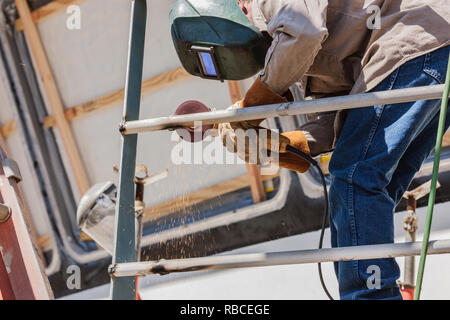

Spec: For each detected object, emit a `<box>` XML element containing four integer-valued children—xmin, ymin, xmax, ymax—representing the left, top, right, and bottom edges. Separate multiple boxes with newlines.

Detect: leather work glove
<box><xmin>217</xmin><ymin>103</ymin><xmax>291</xmax><ymax>165</ymax></box>
<box><xmin>217</xmin><ymin>78</ymin><xmax>311</xmax><ymax>173</ymax></box>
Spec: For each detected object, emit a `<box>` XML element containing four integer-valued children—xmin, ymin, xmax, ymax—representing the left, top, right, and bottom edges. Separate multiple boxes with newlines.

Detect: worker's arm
<box><xmin>259</xmin><ymin>0</ymin><xmax>329</xmax><ymax>95</ymax></box>
<box><xmin>218</xmin><ymin>1</ymin><xmax>329</xmax><ymax>173</ymax></box>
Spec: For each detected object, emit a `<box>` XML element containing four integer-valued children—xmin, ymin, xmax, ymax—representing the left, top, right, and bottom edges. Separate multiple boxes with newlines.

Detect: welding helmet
<box><xmin>169</xmin><ymin>0</ymin><xmax>271</xmax><ymax>81</ymax></box>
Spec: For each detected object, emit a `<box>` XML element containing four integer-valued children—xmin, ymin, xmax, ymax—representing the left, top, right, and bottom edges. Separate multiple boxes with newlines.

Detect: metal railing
<box><xmin>110</xmin><ymin>240</ymin><xmax>450</xmax><ymax>278</ymax></box>
<box><xmin>121</xmin><ymin>84</ymin><xmax>446</xmax><ymax>135</ymax></box>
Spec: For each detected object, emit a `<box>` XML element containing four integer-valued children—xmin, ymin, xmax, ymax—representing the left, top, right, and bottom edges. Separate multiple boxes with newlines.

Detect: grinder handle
<box><xmin>253</xmin><ymin>125</ymin><xmax>290</xmax><ymax>154</ymax></box>
<box><xmin>213</xmin><ymin>123</ymin><xmax>290</xmax><ymax>153</ymax></box>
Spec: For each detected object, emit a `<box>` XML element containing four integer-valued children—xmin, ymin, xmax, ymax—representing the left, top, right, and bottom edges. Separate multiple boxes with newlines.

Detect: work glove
<box><xmin>217</xmin><ymin>78</ymin><xmax>311</xmax><ymax>173</ymax></box>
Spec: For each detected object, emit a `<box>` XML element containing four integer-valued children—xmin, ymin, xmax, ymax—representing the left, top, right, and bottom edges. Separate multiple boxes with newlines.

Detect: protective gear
<box><xmin>169</xmin><ymin>0</ymin><xmax>271</xmax><ymax>81</ymax></box>
<box><xmin>217</xmin><ymin>102</ymin><xmax>291</xmax><ymax>163</ymax></box>
<box><xmin>230</xmin><ymin>77</ymin><xmax>291</xmax><ymax>130</ymax></box>
<box><xmin>277</xmin><ymin>131</ymin><xmax>311</xmax><ymax>173</ymax></box>
<box><xmin>218</xmin><ymin>78</ymin><xmax>311</xmax><ymax>173</ymax></box>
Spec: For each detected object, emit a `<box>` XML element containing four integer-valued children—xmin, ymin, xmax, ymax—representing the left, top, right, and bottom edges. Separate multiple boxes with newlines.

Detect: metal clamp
<box><xmin>0</xmin><ymin>203</ymin><xmax>11</xmax><ymax>223</ymax></box>
<box><xmin>3</xmin><ymin>158</ymin><xmax>22</xmax><ymax>182</ymax></box>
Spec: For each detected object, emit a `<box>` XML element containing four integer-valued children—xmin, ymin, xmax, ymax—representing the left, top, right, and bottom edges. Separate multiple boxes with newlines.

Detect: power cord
<box><xmin>285</xmin><ymin>145</ymin><xmax>334</xmax><ymax>300</ymax></box>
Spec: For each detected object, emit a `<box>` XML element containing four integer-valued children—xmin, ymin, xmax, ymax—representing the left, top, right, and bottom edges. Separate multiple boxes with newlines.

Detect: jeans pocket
<box><xmin>423</xmin><ymin>47</ymin><xmax>450</xmax><ymax>84</ymax></box>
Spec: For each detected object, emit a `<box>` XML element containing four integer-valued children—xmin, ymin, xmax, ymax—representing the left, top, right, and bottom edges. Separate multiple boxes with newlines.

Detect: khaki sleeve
<box><xmin>260</xmin><ymin>0</ymin><xmax>329</xmax><ymax>95</ymax></box>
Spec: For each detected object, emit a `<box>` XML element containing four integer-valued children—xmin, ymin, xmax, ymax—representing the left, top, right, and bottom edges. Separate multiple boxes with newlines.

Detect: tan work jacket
<box><xmin>253</xmin><ymin>0</ymin><xmax>449</xmax><ymax>95</ymax></box>
<box><xmin>251</xmin><ymin>0</ymin><xmax>450</xmax><ymax>150</ymax></box>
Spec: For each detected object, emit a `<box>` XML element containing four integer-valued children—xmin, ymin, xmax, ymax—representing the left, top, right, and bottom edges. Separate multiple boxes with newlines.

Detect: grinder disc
<box><xmin>174</xmin><ymin>100</ymin><xmax>213</xmax><ymax>142</ymax></box>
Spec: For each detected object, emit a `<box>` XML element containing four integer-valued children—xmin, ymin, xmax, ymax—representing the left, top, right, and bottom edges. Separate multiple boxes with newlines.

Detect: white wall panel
<box><xmin>34</xmin><ymin>0</ymin><xmax>249</xmax><ymax>206</ymax></box>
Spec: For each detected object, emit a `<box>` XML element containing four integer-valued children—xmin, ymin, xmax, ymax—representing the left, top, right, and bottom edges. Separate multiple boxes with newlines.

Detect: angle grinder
<box><xmin>173</xmin><ymin>100</ymin><xmax>213</xmax><ymax>143</ymax></box>
<box><xmin>173</xmin><ymin>100</ymin><xmax>291</xmax><ymax>153</ymax></box>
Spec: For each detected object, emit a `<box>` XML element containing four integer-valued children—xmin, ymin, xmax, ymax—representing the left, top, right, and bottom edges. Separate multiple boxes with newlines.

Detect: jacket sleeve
<box><xmin>259</xmin><ymin>0</ymin><xmax>329</xmax><ymax>95</ymax></box>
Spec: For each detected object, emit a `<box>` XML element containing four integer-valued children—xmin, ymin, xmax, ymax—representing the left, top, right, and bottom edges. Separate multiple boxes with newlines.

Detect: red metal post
<box><xmin>0</xmin><ymin>248</ymin><xmax>15</xmax><ymax>300</ymax></box>
<box><xmin>0</xmin><ymin>150</ymin><xmax>53</xmax><ymax>300</ymax></box>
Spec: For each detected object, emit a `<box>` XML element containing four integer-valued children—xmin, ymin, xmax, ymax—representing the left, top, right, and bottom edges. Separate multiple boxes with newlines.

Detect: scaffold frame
<box><xmin>110</xmin><ymin>0</ymin><xmax>450</xmax><ymax>300</ymax></box>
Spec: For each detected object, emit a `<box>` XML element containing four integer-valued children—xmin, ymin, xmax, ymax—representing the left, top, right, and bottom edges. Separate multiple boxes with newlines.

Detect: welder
<box><xmin>170</xmin><ymin>0</ymin><xmax>450</xmax><ymax>299</ymax></box>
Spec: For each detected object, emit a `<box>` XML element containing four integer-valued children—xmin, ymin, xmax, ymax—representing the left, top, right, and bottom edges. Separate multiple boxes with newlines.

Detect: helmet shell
<box><xmin>170</xmin><ymin>0</ymin><xmax>271</xmax><ymax>81</ymax></box>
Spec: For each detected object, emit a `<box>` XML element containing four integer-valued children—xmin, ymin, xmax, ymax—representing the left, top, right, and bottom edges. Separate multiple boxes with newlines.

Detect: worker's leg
<box><xmin>329</xmin><ymin>45</ymin><xmax>449</xmax><ymax>300</ymax></box>
<box><xmin>386</xmin><ymin>106</ymin><xmax>450</xmax><ymax>206</ymax></box>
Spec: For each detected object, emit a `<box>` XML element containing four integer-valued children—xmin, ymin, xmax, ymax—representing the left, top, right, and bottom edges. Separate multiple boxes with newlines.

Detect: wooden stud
<box><xmin>227</xmin><ymin>80</ymin><xmax>267</xmax><ymax>203</ymax></box>
<box><xmin>0</xmin><ymin>119</ymin><xmax>16</xmax><ymax>140</ymax></box>
<box><xmin>79</xmin><ymin>231</ymin><xmax>93</xmax><ymax>242</ymax></box>
<box><xmin>227</xmin><ymin>80</ymin><xmax>244</xmax><ymax>103</ymax></box>
<box><xmin>14</xmin><ymin>0</ymin><xmax>90</xmax><ymax>195</ymax></box>
<box><xmin>36</xmin><ymin>234</ymin><xmax>51</xmax><ymax>251</ymax></box>
<box><xmin>443</xmin><ymin>131</ymin><xmax>450</xmax><ymax>148</ymax></box>
<box><xmin>43</xmin><ymin>67</ymin><xmax>191</xmax><ymax>128</ymax></box>
<box><xmin>15</xmin><ymin>0</ymin><xmax>87</xmax><ymax>31</ymax></box>
<box><xmin>244</xmin><ymin>162</ymin><xmax>267</xmax><ymax>203</ymax></box>
<box><xmin>0</xmin><ymin>126</ymin><xmax>9</xmax><ymax>160</ymax></box>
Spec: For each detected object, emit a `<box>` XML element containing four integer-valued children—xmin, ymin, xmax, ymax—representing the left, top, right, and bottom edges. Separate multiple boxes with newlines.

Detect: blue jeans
<box><xmin>329</xmin><ymin>45</ymin><xmax>450</xmax><ymax>300</ymax></box>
